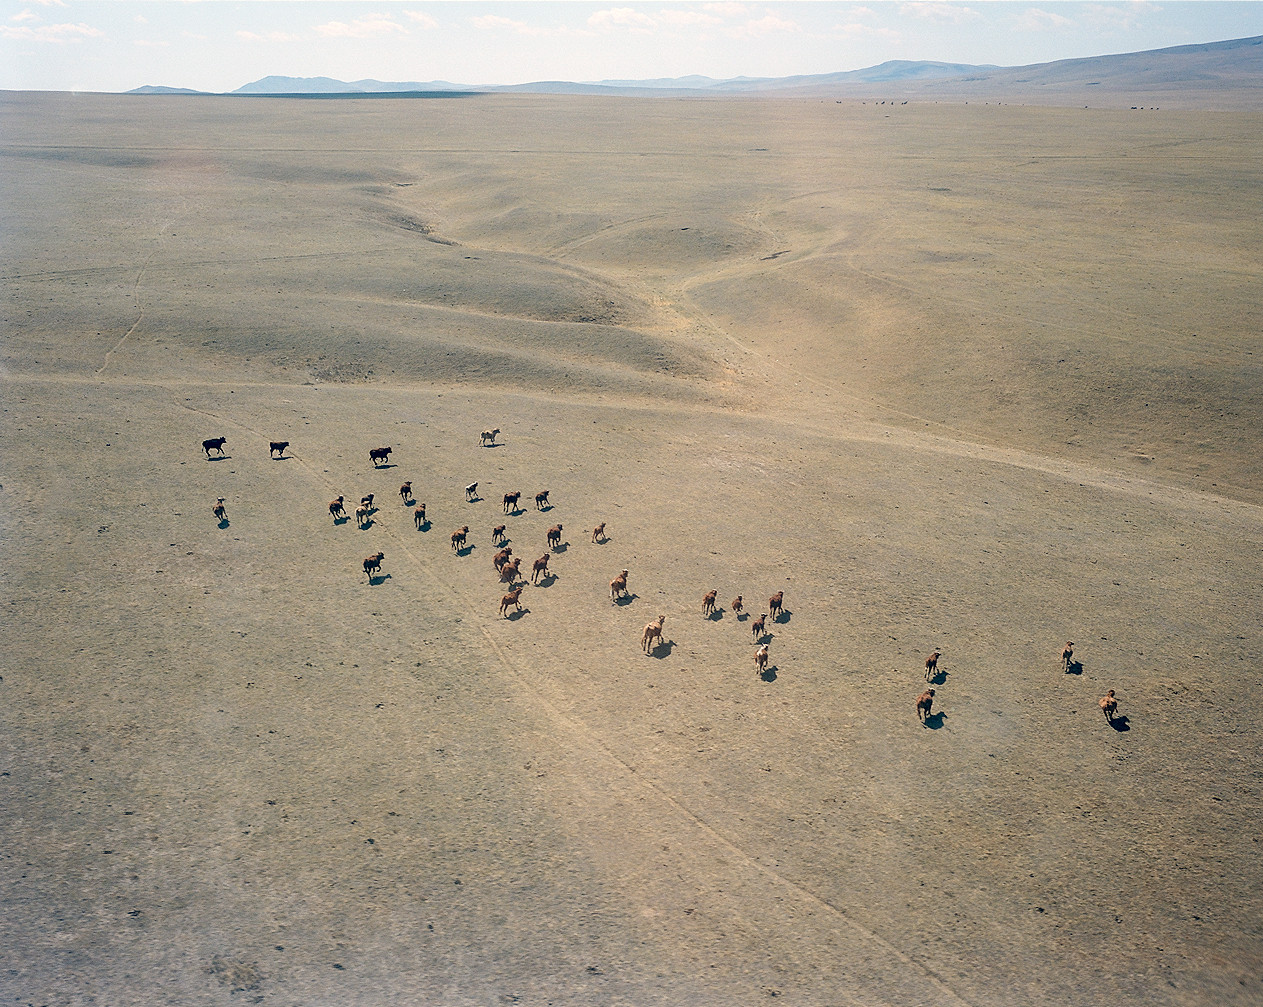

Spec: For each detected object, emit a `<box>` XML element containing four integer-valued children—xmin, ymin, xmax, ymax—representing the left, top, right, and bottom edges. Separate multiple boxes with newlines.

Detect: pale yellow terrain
<box><xmin>1</xmin><ymin>92</ymin><xmax>1260</xmax><ymax>1005</ymax></box>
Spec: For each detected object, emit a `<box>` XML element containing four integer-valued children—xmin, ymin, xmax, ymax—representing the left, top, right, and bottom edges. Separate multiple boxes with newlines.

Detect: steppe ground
<box><xmin>1</xmin><ymin>92</ymin><xmax>1261</xmax><ymax>1006</ymax></box>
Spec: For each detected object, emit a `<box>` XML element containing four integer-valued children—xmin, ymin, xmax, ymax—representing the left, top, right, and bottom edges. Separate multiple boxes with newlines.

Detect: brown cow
<box><xmin>329</xmin><ymin>496</ymin><xmax>347</xmax><ymax>521</ymax></box>
<box><xmin>731</xmin><ymin>595</ymin><xmax>743</xmax><ymax>615</ymax></box>
<box><xmin>925</xmin><ymin>651</ymin><xmax>940</xmax><ymax>681</ymax></box>
<box><xmin>1100</xmin><ymin>689</ymin><xmax>1118</xmax><ymax>722</ymax></box>
<box><xmin>641</xmin><ymin>615</ymin><xmax>666</xmax><ymax>653</ymax></box>
<box><xmin>751</xmin><ymin>613</ymin><xmax>767</xmax><ymax>641</ymax></box>
<box><xmin>535</xmin><ymin>490</ymin><xmax>550</xmax><ymax>510</ymax></box>
<box><xmin>531</xmin><ymin>554</ymin><xmax>550</xmax><ymax>584</ymax></box>
<box><xmin>493</xmin><ymin>547</ymin><xmax>513</xmax><ymax>572</ymax></box>
<box><xmin>363</xmin><ymin>552</ymin><xmax>384</xmax><ymax>580</ymax></box>
<box><xmin>451</xmin><ymin>526</ymin><xmax>469</xmax><ymax>551</ymax></box>
<box><xmin>547</xmin><ymin>524</ymin><xmax>563</xmax><ymax>549</ymax></box>
<box><xmin>492</xmin><ymin>524</ymin><xmax>507</xmax><ymax>545</ymax></box>
<box><xmin>702</xmin><ymin>590</ymin><xmax>718</xmax><ymax>617</ymax></box>
<box><xmin>610</xmin><ymin>569</ymin><xmax>629</xmax><ymax>603</ymax></box>
<box><xmin>754</xmin><ymin>643</ymin><xmax>769</xmax><ymax>677</ymax></box>
<box><xmin>480</xmin><ymin>428</ymin><xmax>500</xmax><ymax>446</ymax></box>
<box><xmin>414</xmin><ymin>504</ymin><xmax>427</xmax><ymax>529</ymax></box>
<box><xmin>769</xmin><ymin>591</ymin><xmax>784</xmax><ymax>620</ymax></box>
<box><xmin>212</xmin><ymin>497</ymin><xmax>227</xmax><ymax>522</ymax></box>
<box><xmin>355</xmin><ymin>504</ymin><xmax>371</xmax><ymax>528</ymax></box>
<box><xmin>591</xmin><ymin>522</ymin><xmax>606</xmax><ymax>543</ymax></box>
<box><xmin>503</xmin><ymin>491</ymin><xmax>522</xmax><ymax>514</ymax></box>
<box><xmin>499</xmin><ymin>587</ymin><xmax>523</xmax><ymax>616</ymax></box>
<box><xmin>500</xmin><ymin>557</ymin><xmax>522</xmax><ymax>584</ymax></box>
<box><xmin>360</xmin><ymin>494</ymin><xmax>374</xmax><ymax>510</ymax></box>
<box><xmin>917</xmin><ymin>689</ymin><xmax>935</xmax><ymax>723</ymax></box>
<box><xmin>1061</xmin><ymin>642</ymin><xmax>1075</xmax><ymax>672</ymax></box>
<box><xmin>399</xmin><ymin>481</ymin><xmax>412</xmax><ymax>503</ymax></box>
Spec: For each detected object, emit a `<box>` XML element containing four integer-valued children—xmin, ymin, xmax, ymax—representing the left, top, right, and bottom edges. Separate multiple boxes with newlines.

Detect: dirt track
<box><xmin>2</xmin><ymin>93</ymin><xmax>1261</xmax><ymax>1005</ymax></box>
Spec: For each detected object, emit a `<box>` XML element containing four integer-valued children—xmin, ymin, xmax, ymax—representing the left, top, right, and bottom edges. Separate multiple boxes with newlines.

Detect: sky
<box><xmin>2</xmin><ymin>1</ymin><xmax>1261</xmax><ymax>93</ymax></box>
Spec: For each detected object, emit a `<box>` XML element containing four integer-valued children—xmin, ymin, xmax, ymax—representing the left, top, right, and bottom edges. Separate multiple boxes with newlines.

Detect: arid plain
<box><xmin>2</xmin><ymin>92</ymin><xmax>1261</xmax><ymax>1005</ymax></box>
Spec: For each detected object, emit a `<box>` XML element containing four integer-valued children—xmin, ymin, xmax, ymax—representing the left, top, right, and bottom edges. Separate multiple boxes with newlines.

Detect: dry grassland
<box><xmin>2</xmin><ymin>92</ymin><xmax>1261</xmax><ymax>1005</ymax></box>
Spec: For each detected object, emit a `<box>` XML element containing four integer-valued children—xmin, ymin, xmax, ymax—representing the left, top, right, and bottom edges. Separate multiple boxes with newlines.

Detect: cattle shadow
<box><xmin>552</xmin><ymin>542</ymin><xmax>569</xmax><ymax>553</ymax></box>
<box><xmin>614</xmin><ymin>592</ymin><xmax>638</xmax><ymax>607</ymax></box>
<box><xmin>928</xmin><ymin>669</ymin><xmax>948</xmax><ymax>686</ymax></box>
<box><xmin>482</xmin><ymin>441</ymin><xmax>504</xmax><ymax>449</ymax></box>
<box><xmin>456</xmin><ymin>544</ymin><xmax>475</xmax><ymax>557</ymax></box>
<box><xmin>736</xmin><ymin>611</ymin><xmax>748</xmax><ymax>622</ymax></box>
<box><xmin>372</xmin><ymin>463</ymin><xmax>397</xmax><ymax>470</ymax></box>
<box><xmin>536</xmin><ymin>503</ymin><xmax>554</xmax><ymax>512</ymax></box>
<box><xmin>758</xmin><ymin>666</ymin><xmax>778</xmax><ymax>683</ymax></box>
<box><xmin>466</xmin><ymin>494</ymin><xmax>482</xmax><ymax>503</ymax></box>
<box><xmin>506</xmin><ymin>607</ymin><xmax>529</xmax><ymax>621</ymax></box>
<box><xmin>270</xmin><ymin>454</ymin><xmax>292</xmax><ymax>462</ymax></box>
<box><xmin>594</xmin><ymin>536</ymin><xmax>611</xmax><ymax>546</ymax></box>
<box><xmin>1065</xmin><ymin>660</ymin><xmax>1084</xmax><ymax>676</ymax></box>
<box><xmin>505</xmin><ymin>507</ymin><xmax>523</xmax><ymax>517</ymax></box>
<box><xmin>707</xmin><ymin>610</ymin><xmax>724</xmax><ymax>621</ymax></box>
<box><xmin>534</xmin><ymin>573</ymin><xmax>558</xmax><ymax>588</ymax></box>
<box><xmin>334</xmin><ymin>515</ymin><xmax>349</xmax><ymax>526</ymax></box>
<box><xmin>358</xmin><ymin>519</ymin><xmax>375</xmax><ymax>530</ymax></box>
<box><xmin>401</xmin><ymin>497</ymin><xmax>414</xmax><ymax>507</ymax></box>
<box><xmin>217</xmin><ymin>518</ymin><xmax>230</xmax><ymax>529</ymax></box>
<box><xmin>648</xmin><ymin>639</ymin><xmax>675</xmax><ymax>658</ymax></box>
<box><xmin>368</xmin><ymin>573</ymin><xmax>392</xmax><ymax>586</ymax></box>
<box><xmin>1109</xmin><ymin>715</ymin><xmax>1131</xmax><ymax>732</ymax></box>
<box><xmin>923</xmin><ymin>711</ymin><xmax>946</xmax><ymax>730</ymax></box>
<box><xmin>207</xmin><ymin>454</ymin><xmax>232</xmax><ymax>462</ymax></box>
<box><xmin>755</xmin><ymin>631</ymin><xmax>774</xmax><ymax>645</ymax></box>
<box><xmin>774</xmin><ymin>609</ymin><xmax>793</xmax><ymax>624</ymax></box>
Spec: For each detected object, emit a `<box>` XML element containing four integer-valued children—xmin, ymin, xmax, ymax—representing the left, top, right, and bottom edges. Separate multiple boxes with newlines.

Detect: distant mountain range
<box><xmin>126</xmin><ymin>34</ymin><xmax>1263</xmax><ymax>107</ymax></box>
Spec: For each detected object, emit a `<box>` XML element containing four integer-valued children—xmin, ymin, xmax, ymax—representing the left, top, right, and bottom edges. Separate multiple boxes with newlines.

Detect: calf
<box><xmin>546</xmin><ymin>524</ymin><xmax>563</xmax><ymax>549</ymax></box>
<box><xmin>499</xmin><ymin>587</ymin><xmax>523</xmax><ymax>616</ymax></box>
<box><xmin>641</xmin><ymin>615</ymin><xmax>666</xmax><ymax>653</ymax></box>
<box><xmin>500</xmin><ymin>557</ymin><xmax>522</xmax><ymax>584</ymax></box>
<box><xmin>754</xmin><ymin>643</ymin><xmax>770</xmax><ymax>677</ymax></box>
<box><xmin>399</xmin><ymin>481</ymin><xmax>412</xmax><ymax>503</ymax></box>
<box><xmin>610</xmin><ymin>569</ymin><xmax>629</xmax><ymax>603</ymax></box>
<box><xmin>465</xmin><ymin>482</ymin><xmax>478</xmax><ymax>501</ymax></box>
<box><xmin>1061</xmin><ymin>642</ymin><xmax>1074</xmax><ymax>672</ymax></box>
<box><xmin>503</xmin><ymin>491</ymin><xmax>521</xmax><ymax>514</ymax></box>
<box><xmin>329</xmin><ymin>496</ymin><xmax>346</xmax><ymax>521</ymax></box>
<box><xmin>414</xmin><ymin>504</ymin><xmax>427</xmax><ymax>529</ymax></box>
<box><xmin>535</xmin><ymin>490</ymin><xmax>550</xmax><ymax>509</ymax></box>
<box><xmin>751</xmin><ymin>613</ymin><xmax>766</xmax><ymax>641</ymax></box>
<box><xmin>1100</xmin><ymin>689</ymin><xmax>1118</xmax><ymax>722</ymax></box>
<box><xmin>925</xmin><ymin>651</ymin><xmax>940</xmax><ymax>681</ymax></box>
<box><xmin>731</xmin><ymin>595</ymin><xmax>743</xmax><ymax>615</ymax></box>
<box><xmin>451</xmin><ymin>526</ymin><xmax>469</xmax><ymax>552</ymax></box>
<box><xmin>480</xmin><ymin>428</ymin><xmax>500</xmax><ymax>446</ymax></box>
<box><xmin>493</xmin><ymin>547</ymin><xmax>513</xmax><ymax>572</ymax></box>
<box><xmin>769</xmin><ymin>591</ymin><xmax>784</xmax><ymax>621</ymax></box>
<box><xmin>202</xmin><ymin>436</ymin><xmax>227</xmax><ymax>457</ymax></box>
<box><xmin>212</xmin><ymin>497</ymin><xmax>227</xmax><ymax>522</ymax></box>
<box><xmin>269</xmin><ymin>441</ymin><xmax>289</xmax><ymax>458</ymax></box>
<box><xmin>591</xmin><ymin>522</ymin><xmax>606</xmax><ymax>543</ymax></box>
<box><xmin>492</xmin><ymin>524</ymin><xmax>507</xmax><ymax>545</ymax></box>
<box><xmin>369</xmin><ymin>446</ymin><xmax>392</xmax><ymax>466</ymax></box>
<box><xmin>363</xmin><ymin>552</ymin><xmax>384</xmax><ymax>580</ymax></box>
<box><xmin>702</xmin><ymin>590</ymin><xmax>718</xmax><ymax>617</ymax></box>
<box><xmin>531</xmin><ymin>554</ymin><xmax>550</xmax><ymax>584</ymax></box>
<box><xmin>917</xmin><ymin>689</ymin><xmax>935</xmax><ymax>723</ymax></box>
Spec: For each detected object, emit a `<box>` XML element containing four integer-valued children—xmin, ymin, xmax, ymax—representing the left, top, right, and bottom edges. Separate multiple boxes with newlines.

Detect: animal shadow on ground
<box><xmin>537</xmin><ymin>503</ymin><xmax>553</xmax><ymax>512</ymax></box>
<box><xmin>1065</xmin><ymin>660</ymin><xmax>1084</xmax><ymax>675</ymax></box>
<box><xmin>756</xmin><ymin>631</ymin><xmax>774</xmax><ymax>645</ymax></box>
<box><xmin>928</xmin><ymin>669</ymin><xmax>948</xmax><ymax>686</ymax></box>
<box><xmin>373</xmin><ymin>462</ymin><xmax>396</xmax><ymax>470</ymax></box>
<box><xmin>416</xmin><ymin>520</ymin><xmax>430</xmax><ymax>532</ymax></box>
<box><xmin>217</xmin><ymin>518</ymin><xmax>230</xmax><ymax>529</ymax></box>
<box><xmin>333</xmin><ymin>516</ymin><xmax>349</xmax><ymax>526</ymax></box>
<box><xmin>271</xmin><ymin>455</ymin><xmax>291</xmax><ymax>462</ymax></box>
<box><xmin>358</xmin><ymin>519</ymin><xmax>374</xmax><ymax>530</ymax></box>
<box><xmin>507</xmin><ymin>507</ymin><xmax>523</xmax><ymax>517</ymax></box>
<box><xmin>467</xmin><ymin>494</ymin><xmax>481</xmax><ymax>503</ymax></box>
<box><xmin>774</xmin><ymin>609</ymin><xmax>792</xmax><ymax>624</ymax></box>
<box><xmin>707</xmin><ymin>610</ymin><xmax>724</xmax><ymax>622</ymax></box>
<box><xmin>1110</xmin><ymin>715</ymin><xmax>1131</xmax><ymax>732</ymax></box>
<box><xmin>207</xmin><ymin>455</ymin><xmax>231</xmax><ymax>462</ymax></box>
<box><xmin>648</xmin><ymin>639</ymin><xmax>675</xmax><ymax>658</ymax></box>
<box><xmin>507</xmin><ymin>607</ymin><xmax>529</xmax><ymax>621</ymax></box>
<box><xmin>759</xmin><ymin>666</ymin><xmax>778</xmax><ymax>683</ymax></box>
<box><xmin>736</xmin><ymin>611</ymin><xmax>748</xmax><ymax>622</ymax></box>
<box><xmin>456</xmin><ymin>544</ymin><xmax>475</xmax><ymax>557</ymax></box>
<box><xmin>923</xmin><ymin>711</ymin><xmax>946</xmax><ymax>730</ymax></box>
<box><xmin>552</xmin><ymin>542</ymin><xmax>568</xmax><ymax>553</ymax></box>
<box><xmin>615</xmin><ymin>593</ymin><xmax>639</xmax><ymax>607</ymax></box>
<box><xmin>535</xmin><ymin>573</ymin><xmax>557</xmax><ymax>588</ymax></box>
<box><xmin>368</xmin><ymin>573</ymin><xmax>392</xmax><ymax>586</ymax></box>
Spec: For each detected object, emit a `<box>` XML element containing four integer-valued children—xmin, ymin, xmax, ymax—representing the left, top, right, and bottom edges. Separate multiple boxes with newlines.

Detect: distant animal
<box><xmin>492</xmin><ymin>524</ymin><xmax>507</xmax><ymax>544</ymax></box>
<box><xmin>399</xmin><ymin>481</ymin><xmax>412</xmax><ymax>503</ymax></box>
<box><xmin>269</xmin><ymin>441</ymin><xmax>288</xmax><ymax>458</ymax></box>
<box><xmin>751</xmin><ymin>613</ymin><xmax>766</xmax><ymax>641</ymax></box>
<box><xmin>531</xmin><ymin>554</ymin><xmax>550</xmax><ymax>584</ymax></box>
<box><xmin>360</xmin><ymin>494</ymin><xmax>374</xmax><ymax>510</ymax></box>
<box><xmin>610</xmin><ymin>569</ymin><xmax>629</xmax><ymax>603</ymax></box>
<box><xmin>329</xmin><ymin>496</ymin><xmax>346</xmax><ymax>521</ymax></box>
<box><xmin>493</xmin><ymin>547</ymin><xmax>513</xmax><ymax>572</ymax></box>
<box><xmin>212</xmin><ymin>497</ymin><xmax>227</xmax><ymax>522</ymax></box>
<box><xmin>731</xmin><ymin>595</ymin><xmax>743</xmax><ymax>615</ymax></box>
<box><xmin>451</xmin><ymin>526</ymin><xmax>469</xmax><ymax>551</ymax></box>
<box><xmin>481</xmin><ymin>428</ymin><xmax>500</xmax><ymax>446</ymax></box>
<box><xmin>369</xmin><ymin>446</ymin><xmax>392</xmax><ymax>466</ymax></box>
<box><xmin>503</xmin><ymin>491</ymin><xmax>521</xmax><ymax>513</ymax></box>
<box><xmin>1061</xmin><ymin>642</ymin><xmax>1075</xmax><ymax>671</ymax></box>
<box><xmin>769</xmin><ymin>591</ymin><xmax>784</xmax><ymax>620</ymax></box>
<box><xmin>465</xmin><ymin>482</ymin><xmax>478</xmax><ymax>501</ymax></box>
<box><xmin>702</xmin><ymin>590</ymin><xmax>718</xmax><ymax>617</ymax></box>
<box><xmin>355</xmin><ymin>504</ymin><xmax>371</xmax><ymax>528</ymax></box>
<box><xmin>754</xmin><ymin>643</ymin><xmax>770</xmax><ymax>676</ymax></box>
<box><xmin>500</xmin><ymin>557</ymin><xmax>522</xmax><ymax>583</ymax></box>
<box><xmin>546</xmin><ymin>524</ymin><xmax>563</xmax><ymax>549</ymax></box>
<box><xmin>413</xmin><ymin>505</ymin><xmax>426</xmax><ymax>529</ymax></box>
<box><xmin>591</xmin><ymin>522</ymin><xmax>606</xmax><ymax>543</ymax></box>
<box><xmin>925</xmin><ymin>651</ymin><xmax>940</xmax><ymax>681</ymax></box>
<box><xmin>535</xmin><ymin>490</ymin><xmax>550</xmax><ymax>509</ymax></box>
<box><xmin>917</xmin><ymin>689</ymin><xmax>935</xmax><ymax>723</ymax></box>
<box><xmin>363</xmin><ymin>552</ymin><xmax>384</xmax><ymax>580</ymax></box>
<box><xmin>202</xmin><ymin>436</ymin><xmax>227</xmax><ymax>457</ymax></box>
<box><xmin>641</xmin><ymin>615</ymin><xmax>666</xmax><ymax>653</ymax></box>
<box><xmin>499</xmin><ymin>588</ymin><xmax>523</xmax><ymax>617</ymax></box>
<box><xmin>1100</xmin><ymin>689</ymin><xmax>1118</xmax><ymax>722</ymax></box>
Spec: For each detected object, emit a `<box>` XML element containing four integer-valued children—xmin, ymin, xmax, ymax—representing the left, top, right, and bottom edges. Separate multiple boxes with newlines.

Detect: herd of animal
<box><xmin>204</xmin><ymin>432</ymin><xmax>1126</xmax><ymax>722</ymax></box>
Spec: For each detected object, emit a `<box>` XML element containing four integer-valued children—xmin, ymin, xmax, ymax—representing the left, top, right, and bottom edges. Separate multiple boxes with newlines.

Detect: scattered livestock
<box><xmin>399</xmin><ymin>482</ymin><xmax>412</xmax><ymax>503</ymax></box>
<box><xmin>547</xmin><ymin>524</ymin><xmax>563</xmax><ymax>549</ymax></box>
<box><xmin>360</xmin><ymin>494</ymin><xmax>374</xmax><ymax>510</ymax></box>
<box><xmin>480</xmin><ymin>428</ymin><xmax>500</xmax><ymax>446</ymax></box>
<box><xmin>769</xmin><ymin>591</ymin><xmax>784</xmax><ymax>620</ymax></box>
<box><xmin>532</xmin><ymin>554</ymin><xmax>550</xmax><ymax>584</ymax></box>
<box><xmin>591</xmin><ymin>523</ymin><xmax>606</xmax><ymax>543</ymax></box>
<box><xmin>917</xmin><ymin>689</ymin><xmax>935</xmax><ymax>723</ymax></box>
<box><xmin>269</xmin><ymin>441</ymin><xmax>289</xmax><ymax>458</ymax></box>
<box><xmin>414</xmin><ymin>505</ymin><xmax>427</xmax><ymax>529</ymax></box>
<box><xmin>500</xmin><ymin>558</ymin><xmax>522</xmax><ymax>584</ymax></box>
<box><xmin>465</xmin><ymin>482</ymin><xmax>478</xmax><ymax>501</ymax></box>
<box><xmin>610</xmin><ymin>569</ymin><xmax>629</xmax><ymax>602</ymax></box>
<box><xmin>1062</xmin><ymin>642</ymin><xmax>1075</xmax><ymax>672</ymax></box>
<box><xmin>754</xmin><ymin>643</ymin><xmax>769</xmax><ymax>676</ymax></box>
<box><xmin>369</xmin><ymin>446</ymin><xmax>392</xmax><ymax>467</ymax></box>
<box><xmin>363</xmin><ymin>552</ymin><xmax>384</xmax><ymax>580</ymax></box>
<box><xmin>703</xmin><ymin>590</ymin><xmax>718</xmax><ymax>617</ymax></box>
<box><xmin>492</xmin><ymin>525</ymin><xmax>507</xmax><ymax>545</ymax></box>
<box><xmin>925</xmin><ymin>651</ymin><xmax>940</xmax><ymax>681</ymax></box>
<box><xmin>202</xmin><ymin>437</ymin><xmax>227</xmax><ymax>458</ymax></box>
<box><xmin>355</xmin><ymin>504</ymin><xmax>371</xmax><ymax>528</ymax></box>
<box><xmin>751</xmin><ymin>613</ymin><xmax>766</xmax><ymax>641</ymax></box>
<box><xmin>451</xmin><ymin>526</ymin><xmax>469</xmax><ymax>551</ymax></box>
<box><xmin>1100</xmin><ymin>690</ymin><xmax>1118</xmax><ymax>722</ymax></box>
<box><xmin>503</xmin><ymin>491</ymin><xmax>522</xmax><ymax>514</ymax></box>
<box><xmin>731</xmin><ymin>595</ymin><xmax>743</xmax><ymax>615</ymax></box>
<box><xmin>493</xmin><ymin>547</ymin><xmax>513</xmax><ymax>572</ymax></box>
<box><xmin>535</xmin><ymin>490</ymin><xmax>550</xmax><ymax>509</ymax></box>
<box><xmin>499</xmin><ymin>588</ymin><xmax>523</xmax><ymax>616</ymax></box>
<box><xmin>212</xmin><ymin>497</ymin><xmax>227</xmax><ymax>522</ymax></box>
<box><xmin>329</xmin><ymin>496</ymin><xmax>346</xmax><ymax>521</ymax></box>
<box><xmin>642</xmin><ymin>615</ymin><xmax>666</xmax><ymax>653</ymax></box>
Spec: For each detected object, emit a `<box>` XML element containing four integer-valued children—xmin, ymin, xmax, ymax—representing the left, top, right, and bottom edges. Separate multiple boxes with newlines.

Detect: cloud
<box><xmin>1082</xmin><ymin>1</ymin><xmax>1155</xmax><ymax>32</ymax></box>
<box><xmin>403</xmin><ymin>10</ymin><xmax>438</xmax><ymax>29</ymax></box>
<box><xmin>237</xmin><ymin>29</ymin><xmax>302</xmax><ymax>42</ymax></box>
<box><xmin>134</xmin><ymin>14</ymin><xmax>147</xmax><ymax>25</ymax></box>
<box><xmin>900</xmin><ymin>2</ymin><xmax>981</xmax><ymax>23</ymax></box>
<box><xmin>702</xmin><ymin>2</ymin><xmax>749</xmax><ymax>17</ymax></box>
<box><xmin>1013</xmin><ymin>6</ymin><xmax>1074</xmax><ymax>30</ymax></box>
<box><xmin>588</xmin><ymin>7</ymin><xmax>659</xmax><ymax>32</ymax></box>
<box><xmin>313</xmin><ymin>14</ymin><xmax>406</xmax><ymax>39</ymax></box>
<box><xmin>30</xmin><ymin>0</ymin><xmax>67</xmax><ymax>5</ymax></box>
<box><xmin>656</xmin><ymin>9</ymin><xmax>723</xmax><ymax>27</ymax></box>
<box><xmin>726</xmin><ymin>13</ymin><xmax>800</xmax><ymax>38</ymax></box>
<box><xmin>0</xmin><ymin>21</ymin><xmax>102</xmax><ymax>42</ymax></box>
<box><xmin>11</xmin><ymin>10</ymin><xmax>38</xmax><ymax>22</ymax></box>
<box><xmin>833</xmin><ymin>22</ymin><xmax>901</xmax><ymax>40</ymax></box>
<box><xmin>471</xmin><ymin>13</ymin><xmax>585</xmax><ymax>38</ymax></box>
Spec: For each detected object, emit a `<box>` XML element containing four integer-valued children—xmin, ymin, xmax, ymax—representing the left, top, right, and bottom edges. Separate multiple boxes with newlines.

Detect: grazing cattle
<box><xmin>451</xmin><ymin>526</ymin><xmax>469</xmax><ymax>551</ymax></box>
<box><xmin>499</xmin><ymin>588</ymin><xmax>523</xmax><ymax>617</ymax></box>
<box><xmin>547</xmin><ymin>524</ymin><xmax>563</xmax><ymax>549</ymax></box>
<box><xmin>503</xmin><ymin>491</ymin><xmax>521</xmax><ymax>514</ymax></box>
<box><xmin>370</xmin><ymin>446</ymin><xmax>392</xmax><ymax>466</ymax></box>
<box><xmin>731</xmin><ymin>595</ymin><xmax>743</xmax><ymax>615</ymax></box>
<box><xmin>917</xmin><ymin>689</ymin><xmax>935</xmax><ymax>723</ymax></box>
<box><xmin>754</xmin><ymin>643</ymin><xmax>770</xmax><ymax>676</ymax></box>
<box><xmin>702</xmin><ymin>590</ymin><xmax>718</xmax><ymax>617</ymax></box>
<box><xmin>925</xmin><ymin>651</ymin><xmax>940</xmax><ymax>681</ymax></box>
<box><xmin>769</xmin><ymin>591</ymin><xmax>784</xmax><ymax>620</ymax></box>
<box><xmin>1100</xmin><ymin>689</ymin><xmax>1118</xmax><ymax>722</ymax></box>
<box><xmin>641</xmin><ymin>615</ymin><xmax>666</xmax><ymax>653</ymax></box>
<box><xmin>360</xmin><ymin>494</ymin><xmax>374</xmax><ymax>510</ymax></box>
<box><xmin>610</xmin><ymin>569</ymin><xmax>629</xmax><ymax>603</ymax></box>
<box><xmin>500</xmin><ymin>557</ymin><xmax>522</xmax><ymax>584</ymax></box>
<box><xmin>329</xmin><ymin>496</ymin><xmax>346</xmax><ymax>521</ymax></box>
<box><xmin>535</xmin><ymin>490</ymin><xmax>550</xmax><ymax>509</ymax></box>
<box><xmin>363</xmin><ymin>552</ymin><xmax>384</xmax><ymax>580</ymax></box>
<box><xmin>399</xmin><ymin>481</ymin><xmax>412</xmax><ymax>503</ymax></box>
<box><xmin>202</xmin><ymin>437</ymin><xmax>227</xmax><ymax>457</ymax></box>
<box><xmin>414</xmin><ymin>505</ymin><xmax>426</xmax><ymax>529</ymax></box>
<box><xmin>532</xmin><ymin>554</ymin><xmax>550</xmax><ymax>584</ymax></box>
<box><xmin>269</xmin><ymin>441</ymin><xmax>288</xmax><ymax>458</ymax></box>
<box><xmin>465</xmin><ymin>482</ymin><xmax>478</xmax><ymax>501</ymax></box>
<box><xmin>591</xmin><ymin>522</ymin><xmax>606</xmax><ymax>543</ymax></box>
<box><xmin>212</xmin><ymin>497</ymin><xmax>227</xmax><ymax>522</ymax></box>
<box><xmin>493</xmin><ymin>547</ymin><xmax>513</xmax><ymax>572</ymax></box>
<box><xmin>1061</xmin><ymin>642</ymin><xmax>1075</xmax><ymax>671</ymax></box>
<box><xmin>751</xmin><ymin>613</ymin><xmax>767</xmax><ymax>641</ymax></box>
<box><xmin>480</xmin><ymin>428</ymin><xmax>500</xmax><ymax>446</ymax></box>
<box><xmin>492</xmin><ymin>524</ymin><xmax>507</xmax><ymax>545</ymax></box>
<box><xmin>355</xmin><ymin>505</ymin><xmax>371</xmax><ymax>528</ymax></box>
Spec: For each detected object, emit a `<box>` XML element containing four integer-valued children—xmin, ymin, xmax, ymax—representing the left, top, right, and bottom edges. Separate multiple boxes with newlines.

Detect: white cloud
<box><xmin>0</xmin><ymin>21</ymin><xmax>102</xmax><ymax>42</ymax></box>
<box><xmin>1082</xmin><ymin>1</ymin><xmax>1155</xmax><ymax>32</ymax></box>
<box><xmin>313</xmin><ymin>14</ymin><xmax>406</xmax><ymax>39</ymax></box>
<box><xmin>726</xmin><ymin>14</ymin><xmax>800</xmax><ymax>38</ymax></box>
<box><xmin>657</xmin><ymin>9</ymin><xmax>723</xmax><ymax>27</ymax></box>
<box><xmin>471</xmin><ymin>13</ymin><xmax>584</xmax><ymax>38</ymax></box>
<box><xmin>403</xmin><ymin>10</ymin><xmax>438</xmax><ymax>29</ymax></box>
<box><xmin>834</xmin><ymin>21</ymin><xmax>901</xmax><ymax>40</ymax></box>
<box><xmin>900</xmin><ymin>2</ymin><xmax>981</xmax><ymax>24</ymax></box>
<box><xmin>237</xmin><ymin>29</ymin><xmax>301</xmax><ymax>42</ymax></box>
<box><xmin>588</xmin><ymin>7</ymin><xmax>659</xmax><ymax>32</ymax></box>
<box><xmin>11</xmin><ymin>10</ymin><xmax>38</xmax><ymax>22</ymax></box>
<box><xmin>30</xmin><ymin>0</ymin><xmax>67</xmax><ymax>6</ymax></box>
<box><xmin>702</xmin><ymin>2</ymin><xmax>749</xmax><ymax>17</ymax></box>
<box><xmin>134</xmin><ymin>14</ymin><xmax>147</xmax><ymax>25</ymax></box>
<box><xmin>1014</xmin><ymin>7</ymin><xmax>1074</xmax><ymax>30</ymax></box>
